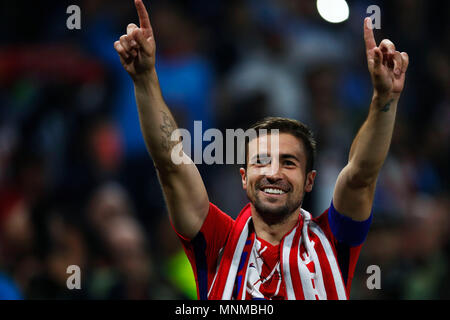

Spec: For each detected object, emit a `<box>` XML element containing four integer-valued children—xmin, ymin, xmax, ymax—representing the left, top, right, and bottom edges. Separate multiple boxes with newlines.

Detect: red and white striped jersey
<box><xmin>176</xmin><ymin>201</ymin><xmax>371</xmax><ymax>300</ymax></box>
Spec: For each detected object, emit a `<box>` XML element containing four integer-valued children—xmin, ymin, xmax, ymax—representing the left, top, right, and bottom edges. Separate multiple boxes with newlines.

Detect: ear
<box><xmin>239</xmin><ymin>167</ymin><xmax>247</xmax><ymax>190</ymax></box>
<box><xmin>304</xmin><ymin>170</ymin><xmax>317</xmax><ymax>193</ymax></box>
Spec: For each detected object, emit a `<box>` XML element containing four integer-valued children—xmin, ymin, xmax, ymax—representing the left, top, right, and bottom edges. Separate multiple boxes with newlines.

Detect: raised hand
<box><xmin>114</xmin><ymin>0</ymin><xmax>156</xmax><ymax>81</ymax></box>
<box><xmin>364</xmin><ymin>17</ymin><xmax>409</xmax><ymax>101</ymax></box>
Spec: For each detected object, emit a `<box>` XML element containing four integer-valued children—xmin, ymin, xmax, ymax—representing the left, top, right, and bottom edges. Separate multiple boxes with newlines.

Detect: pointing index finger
<box><xmin>364</xmin><ymin>17</ymin><xmax>377</xmax><ymax>52</ymax></box>
<box><xmin>135</xmin><ymin>0</ymin><xmax>151</xmax><ymax>31</ymax></box>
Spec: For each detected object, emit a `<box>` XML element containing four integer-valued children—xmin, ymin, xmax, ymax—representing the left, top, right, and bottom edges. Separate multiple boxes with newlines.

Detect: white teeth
<box><xmin>263</xmin><ymin>188</ymin><xmax>286</xmax><ymax>195</ymax></box>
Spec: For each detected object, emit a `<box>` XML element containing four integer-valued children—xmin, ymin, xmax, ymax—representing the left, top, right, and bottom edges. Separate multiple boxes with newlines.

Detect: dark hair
<box><xmin>245</xmin><ymin>117</ymin><xmax>317</xmax><ymax>173</ymax></box>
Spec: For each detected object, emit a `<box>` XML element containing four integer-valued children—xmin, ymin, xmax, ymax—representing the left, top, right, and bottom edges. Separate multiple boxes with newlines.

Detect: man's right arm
<box><xmin>114</xmin><ymin>0</ymin><xmax>209</xmax><ymax>239</ymax></box>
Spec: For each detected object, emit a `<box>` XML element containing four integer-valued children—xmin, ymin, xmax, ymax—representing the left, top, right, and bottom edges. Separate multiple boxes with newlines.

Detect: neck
<box><xmin>251</xmin><ymin>205</ymin><xmax>300</xmax><ymax>246</ymax></box>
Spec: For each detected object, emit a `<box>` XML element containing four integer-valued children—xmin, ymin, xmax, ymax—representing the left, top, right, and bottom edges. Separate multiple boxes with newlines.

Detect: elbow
<box><xmin>154</xmin><ymin>160</ymin><xmax>180</xmax><ymax>176</ymax></box>
<box><xmin>347</xmin><ymin>175</ymin><xmax>377</xmax><ymax>189</ymax></box>
<box><xmin>154</xmin><ymin>151</ymin><xmax>193</xmax><ymax>175</ymax></box>
<box><xmin>345</xmin><ymin>163</ymin><xmax>380</xmax><ymax>189</ymax></box>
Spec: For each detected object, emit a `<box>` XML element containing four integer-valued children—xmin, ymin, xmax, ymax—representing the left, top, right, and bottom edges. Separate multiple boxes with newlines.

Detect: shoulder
<box><xmin>312</xmin><ymin>201</ymin><xmax>372</xmax><ymax>247</ymax></box>
<box><xmin>200</xmin><ymin>202</ymin><xmax>235</xmax><ymax>238</ymax></box>
<box><xmin>176</xmin><ymin>202</ymin><xmax>234</xmax><ymax>243</ymax></box>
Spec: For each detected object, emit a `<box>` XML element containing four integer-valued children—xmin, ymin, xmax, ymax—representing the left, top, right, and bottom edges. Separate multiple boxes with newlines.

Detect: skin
<box><xmin>114</xmin><ymin>0</ymin><xmax>209</xmax><ymax>239</ymax></box>
<box><xmin>332</xmin><ymin>18</ymin><xmax>409</xmax><ymax>223</ymax></box>
<box><xmin>240</xmin><ymin>133</ymin><xmax>316</xmax><ymax>245</ymax></box>
<box><xmin>115</xmin><ymin>2</ymin><xmax>409</xmax><ymax>244</ymax></box>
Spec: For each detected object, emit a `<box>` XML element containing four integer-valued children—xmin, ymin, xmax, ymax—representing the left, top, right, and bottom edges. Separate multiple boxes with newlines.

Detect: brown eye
<box><xmin>284</xmin><ymin>160</ymin><xmax>296</xmax><ymax>167</ymax></box>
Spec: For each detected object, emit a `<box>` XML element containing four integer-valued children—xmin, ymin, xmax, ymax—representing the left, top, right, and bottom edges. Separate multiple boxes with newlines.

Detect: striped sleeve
<box><xmin>173</xmin><ymin>202</ymin><xmax>234</xmax><ymax>300</ymax></box>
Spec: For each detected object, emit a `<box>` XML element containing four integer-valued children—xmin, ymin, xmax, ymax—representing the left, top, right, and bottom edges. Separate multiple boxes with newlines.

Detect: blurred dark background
<box><xmin>0</xmin><ymin>0</ymin><xmax>448</xmax><ymax>299</ymax></box>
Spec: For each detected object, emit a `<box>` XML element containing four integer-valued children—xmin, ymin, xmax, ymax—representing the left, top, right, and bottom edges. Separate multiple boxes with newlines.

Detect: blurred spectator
<box><xmin>85</xmin><ymin>182</ymin><xmax>186</xmax><ymax>299</ymax></box>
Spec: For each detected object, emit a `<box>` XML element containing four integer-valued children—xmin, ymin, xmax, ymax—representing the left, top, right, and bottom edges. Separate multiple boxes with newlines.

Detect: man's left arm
<box><xmin>333</xmin><ymin>17</ymin><xmax>409</xmax><ymax>221</ymax></box>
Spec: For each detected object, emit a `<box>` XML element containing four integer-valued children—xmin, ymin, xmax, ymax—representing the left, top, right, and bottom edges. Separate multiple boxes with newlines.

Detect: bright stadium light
<box><xmin>316</xmin><ymin>0</ymin><xmax>349</xmax><ymax>23</ymax></box>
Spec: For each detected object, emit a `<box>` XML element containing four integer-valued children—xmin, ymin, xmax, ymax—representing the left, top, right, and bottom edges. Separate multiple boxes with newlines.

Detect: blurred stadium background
<box><xmin>0</xmin><ymin>0</ymin><xmax>448</xmax><ymax>299</ymax></box>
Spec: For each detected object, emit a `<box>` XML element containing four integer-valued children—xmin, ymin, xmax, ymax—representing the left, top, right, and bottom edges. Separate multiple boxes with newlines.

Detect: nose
<box><xmin>262</xmin><ymin>159</ymin><xmax>282</xmax><ymax>180</ymax></box>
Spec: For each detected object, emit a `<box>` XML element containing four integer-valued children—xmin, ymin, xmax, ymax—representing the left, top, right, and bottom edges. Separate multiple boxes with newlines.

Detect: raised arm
<box><xmin>114</xmin><ymin>0</ymin><xmax>209</xmax><ymax>238</ymax></box>
<box><xmin>333</xmin><ymin>17</ymin><xmax>409</xmax><ymax>221</ymax></box>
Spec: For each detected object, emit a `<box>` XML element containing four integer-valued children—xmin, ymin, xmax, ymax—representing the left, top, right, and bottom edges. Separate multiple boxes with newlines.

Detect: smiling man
<box><xmin>114</xmin><ymin>0</ymin><xmax>409</xmax><ymax>300</ymax></box>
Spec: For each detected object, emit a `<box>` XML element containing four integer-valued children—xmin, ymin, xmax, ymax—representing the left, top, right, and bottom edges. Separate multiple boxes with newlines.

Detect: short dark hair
<box><xmin>245</xmin><ymin>117</ymin><xmax>317</xmax><ymax>173</ymax></box>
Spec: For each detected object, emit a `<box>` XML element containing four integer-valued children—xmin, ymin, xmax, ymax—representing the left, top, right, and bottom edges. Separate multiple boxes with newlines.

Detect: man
<box><xmin>114</xmin><ymin>0</ymin><xmax>409</xmax><ymax>300</ymax></box>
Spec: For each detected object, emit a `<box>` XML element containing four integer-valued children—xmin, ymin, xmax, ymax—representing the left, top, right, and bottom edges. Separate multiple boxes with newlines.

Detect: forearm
<box><xmin>333</xmin><ymin>18</ymin><xmax>408</xmax><ymax>221</ymax></box>
<box><xmin>347</xmin><ymin>93</ymin><xmax>398</xmax><ymax>185</ymax></box>
<box><xmin>134</xmin><ymin>69</ymin><xmax>209</xmax><ymax>237</ymax></box>
<box><xmin>134</xmin><ymin>69</ymin><xmax>180</xmax><ymax>169</ymax></box>
<box><xmin>115</xmin><ymin>0</ymin><xmax>209</xmax><ymax>239</ymax></box>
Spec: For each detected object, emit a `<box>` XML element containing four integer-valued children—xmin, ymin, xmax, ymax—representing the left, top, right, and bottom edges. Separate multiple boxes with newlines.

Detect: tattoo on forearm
<box><xmin>381</xmin><ymin>99</ymin><xmax>394</xmax><ymax>112</ymax></box>
<box><xmin>160</xmin><ymin>110</ymin><xmax>178</xmax><ymax>152</ymax></box>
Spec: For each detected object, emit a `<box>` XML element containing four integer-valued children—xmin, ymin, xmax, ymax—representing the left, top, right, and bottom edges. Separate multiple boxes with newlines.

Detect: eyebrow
<box><xmin>280</xmin><ymin>154</ymin><xmax>301</xmax><ymax>163</ymax></box>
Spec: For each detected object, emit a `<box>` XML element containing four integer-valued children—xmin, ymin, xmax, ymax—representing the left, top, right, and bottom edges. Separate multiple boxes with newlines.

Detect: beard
<box><xmin>248</xmin><ymin>178</ymin><xmax>304</xmax><ymax>225</ymax></box>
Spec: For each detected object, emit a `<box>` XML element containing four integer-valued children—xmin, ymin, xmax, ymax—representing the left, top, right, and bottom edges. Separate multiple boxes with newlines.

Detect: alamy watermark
<box><xmin>66</xmin><ymin>265</ymin><xmax>81</xmax><ymax>290</ymax></box>
<box><xmin>169</xmin><ymin>121</ymin><xmax>280</xmax><ymax>170</ymax></box>
<box><xmin>66</xmin><ymin>5</ymin><xmax>81</xmax><ymax>30</ymax></box>
<box><xmin>367</xmin><ymin>5</ymin><xmax>381</xmax><ymax>29</ymax></box>
<box><xmin>366</xmin><ymin>264</ymin><xmax>381</xmax><ymax>290</ymax></box>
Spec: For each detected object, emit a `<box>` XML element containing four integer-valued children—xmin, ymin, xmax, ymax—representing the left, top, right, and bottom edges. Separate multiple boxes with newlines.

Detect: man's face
<box><xmin>240</xmin><ymin>133</ymin><xmax>316</xmax><ymax>224</ymax></box>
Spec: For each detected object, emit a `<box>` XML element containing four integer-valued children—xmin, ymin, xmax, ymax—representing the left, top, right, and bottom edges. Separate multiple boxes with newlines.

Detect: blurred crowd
<box><xmin>0</xmin><ymin>0</ymin><xmax>449</xmax><ymax>299</ymax></box>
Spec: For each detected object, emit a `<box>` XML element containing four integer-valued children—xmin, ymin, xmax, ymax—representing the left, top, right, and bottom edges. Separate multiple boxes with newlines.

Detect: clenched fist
<box><xmin>114</xmin><ymin>0</ymin><xmax>156</xmax><ymax>82</ymax></box>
